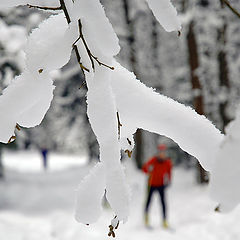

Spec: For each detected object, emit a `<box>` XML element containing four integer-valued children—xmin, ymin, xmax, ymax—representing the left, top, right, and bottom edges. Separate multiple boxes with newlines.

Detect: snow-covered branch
<box><xmin>0</xmin><ymin>0</ymin><xmax>240</xmax><ymax>232</ymax></box>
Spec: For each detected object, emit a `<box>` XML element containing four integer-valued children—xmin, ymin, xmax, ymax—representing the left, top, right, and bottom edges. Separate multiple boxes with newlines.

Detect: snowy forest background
<box><xmin>1</xmin><ymin>0</ymin><xmax>240</xmax><ymax>173</ymax></box>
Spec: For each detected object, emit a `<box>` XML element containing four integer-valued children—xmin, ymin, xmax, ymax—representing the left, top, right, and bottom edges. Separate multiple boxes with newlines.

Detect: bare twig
<box><xmin>116</xmin><ymin>112</ymin><xmax>122</xmax><ymax>140</ymax></box>
<box><xmin>221</xmin><ymin>0</ymin><xmax>240</xmax><ymax>18</ymax></box>
<box><xmin>73</xmin><ymin>45</ymin><xmax>90</xmax><ymax>73</ymax></box>
<box><xmin>79</xmin><ymin>81</ymin><xmax>87</xmax><ymax>89</ymax></box>
<box><xmin>108</xmin><ymin>216</ymin><xmax>120</xmax><ymax>238</ymax></box>
<box><xmin>27</xmin><ymin>4</ymin><xmax>62</xmax><ymax>11</ymax></box>
<box><xmin>77</xmin><ymin>20</ymin><xmax>115</xmax><ymax>71</ymax></box>
<box><xmin>8</xmin><ymin>136</ymin><xmax>16</xmax><ymax>143</ymax></box>
<box><xmin>29</xmin><ymin>0</ymin><xmax>114</xmax><ymax>74</ymax></box>
<box><xmin>126</xmin><ymin>138</ymin><xmax>132</xmax><ymax>145</ymax></box>
<box><xmin>124</xmin><ymin>149</ymin><xmax>132</xmax><ymax>158</ymax></box>
<box><xmin>214</xmin><ymin>204</ymin><xmax>221</xmax><ymax>212</ymax></box>
<box><xmin>77</xmin><ymin>20</ymin><xmax>95</xmax><ymax>70</ymax></box>
<box><xmin>16</xmin><ymin>124</ymin><xmax>21</xmax><ymax>131</ymax></box>
<box><xmin>59</xmin><ymin>0</ymin><xmax>71</xmax><ymax>24</ymax></box>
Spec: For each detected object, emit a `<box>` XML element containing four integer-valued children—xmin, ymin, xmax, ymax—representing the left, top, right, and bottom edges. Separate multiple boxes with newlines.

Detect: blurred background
<box><xmin>0</xmin><ymin>0</ymin><xmax>240</xmax><ymax>239</ymax></box>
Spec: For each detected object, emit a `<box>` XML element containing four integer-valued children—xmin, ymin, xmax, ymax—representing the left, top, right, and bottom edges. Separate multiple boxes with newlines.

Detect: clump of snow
<box><xmin>210</xmin><ymin>105</ymin><xmax>240</xmax><ymax>211</ymax></box>
<box><xmin>70</xmin><ymin>0</ymin><xmax>120</xmax><ymax>58</ymax></box>
<box><xmin>105</xmin><ymin>164</ymin><xmax>131</xmax><ymax>223</ymax></box>
<box><xmin>83</xmin><ymin>65</ymin><xmax>131</xmax><ymax>223</ymax></box>
<box><xmin>75</xmin><ymin>163</ymin><xmax>106</xmax><ymax>224</ymax></box>
<box><xmin>25</xmin><ymin>13</ymin><xmax>71</xmax><ymax>73</ymax></box>
<box><xmin>0</xmin><ymin>0</ymin><xmax>59</xmax><ymax>8</ymax></box>
<box><xmin>111</xmin><ymin>216</ymin><xmax>119</xmax><ymax>228</ymax></box>
<box><xmin>0</xmin><ymin>71</ymin><xmax>54</xmax><ymax>143</ymax></box>
<box><xmin>145</xmin><ymin>0</ymin><xmax>181</xmax><ymax>32</ymax></box>
<box><xmin>111</xmin><ymin>60</ymin><xmax>223</xmax><ymax>172</ymax></box>
<box><xmin>0</xmin><ymin>13</ymin><xmax>73</xmax><ymax>143</ymax></box>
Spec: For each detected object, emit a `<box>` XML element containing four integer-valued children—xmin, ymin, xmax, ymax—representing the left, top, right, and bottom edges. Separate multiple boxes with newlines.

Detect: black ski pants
<box><xmin>145</xmin><ymin>185</ymin><xmax>166</xmax><ymax>220</ymax></box>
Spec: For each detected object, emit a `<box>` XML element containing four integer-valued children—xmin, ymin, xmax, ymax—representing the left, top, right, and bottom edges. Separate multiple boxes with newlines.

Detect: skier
<box><xmin>142</xmin><ymin>144</ymin><xmax>172</xmax><ymax>228</ymax></box>
<box><xmin>41</xmin><ymin>147</ymin><xmax>49</xmax><ymax>171</ymax></box>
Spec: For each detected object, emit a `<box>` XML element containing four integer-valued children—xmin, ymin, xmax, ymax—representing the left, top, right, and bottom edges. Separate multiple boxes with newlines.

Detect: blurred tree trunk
<box><xmin>122</xmin><ymin>0</ymin><xmax>144</xmax><ymax>169</ymax></box>
<box><xmin>218</xmin><ymin>1</ymin><xmax>231</xmax><ymax>132</ymax></box>
<box><xmin>0</xmin><ymin>146</ymin><xmax>4</xmax><ymax>179</ymax></box>
<box><xmin>186</xmin><ymin>20</ymin><xmax>209</xmax><ymax>184</ymax></box>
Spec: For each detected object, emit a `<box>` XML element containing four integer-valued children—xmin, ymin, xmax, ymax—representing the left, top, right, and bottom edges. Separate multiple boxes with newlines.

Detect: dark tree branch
<box><xmin>59</xmin><ymin>0</ymin><xmax>71</xmax><ymax>24</ymax></box>
<box><xmin>73</xmin><ymin>45</ymin><xmax>89</xmax><ymax>73</ymax></box>
<box><xmin>76</xmin><ymin>20</ymin><xmax>114</xmax><ymax>71</ymax></box>
<box><xmin>29</xmin><ymin>1</ymin><xmax>114</xmax><ymax>73</ymax></box>
<box><xmin>58</xmin><ymin>0</ymin><xmax>90</xmax><ymax>73</ymax></box>
<box><xmin>221</xmin><ymin>0</ymin><xmax>240</xmax><ymax>18</ymax></box>
<box><xmin>116</xmin><ymin>112</ymin><xmax>122</xmax><ymax>140</ymax></box>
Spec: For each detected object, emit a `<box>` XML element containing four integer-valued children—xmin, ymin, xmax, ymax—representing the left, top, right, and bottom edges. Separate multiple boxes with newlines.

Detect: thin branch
<box><xmin>124</xmin><ymin>149</ymin><xmax>132</xmax><ymax>158</ymax></box>
<box><xmin>116</xmin><ymin>112</ymin><xmax>122</xmax><ymax>140</ymax></box>
<box><xmin>78</xmin><ymin>20</ymin><xmax>95</xmax><ymax>70</ymax></box>
<box><xmin>59</xmin><ymin>0</ymin><xmax>91</xmax><ymax>74</ymax></box>
<box><xmin>222</xmin><ymin>0</ymin><xmax>240</xmax><ymax>18</ymax></box>
<box><xmin>8</xmin><ymin>136</ymin><xmax>16</xmax><ymax>144</ymax></box>
<box><xmin>16</xmin><ymin>123</ymin><xmax>21</xmax><ymax>131</ymax></box>
<box><xmin>77</xmin><ymin>19</ymin><xmax>115</xmax><ymax>71</ymax></box>
<box><xmin>126</xmin><ymin>138</ymin><xmax>132</xmax><ymax>145</ymax></box>
<box><xmin>27</xmin><ymin>4</ymin><xmax>62</xmax><ymax>11</ymax></box>
<box><xmin>73</xmin><ymin>45</ymin><xmax>90</xmax><ymax>73</ymax></box>
<box><xmin>79</xmin><ymin>81</ymin><xmax>87</xmax><ymax>89</ymax></box>
<box><xmin>59</xmin><ymin>0</ymin><xmax>71</xmax><ymax>24</ymax></box>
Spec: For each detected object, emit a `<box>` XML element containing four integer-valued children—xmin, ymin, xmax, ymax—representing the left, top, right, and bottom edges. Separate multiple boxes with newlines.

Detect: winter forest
<box><xmin>0</xmin><ymin>0</ymin><xmax>240</xmax><ymax>239</ymax></box>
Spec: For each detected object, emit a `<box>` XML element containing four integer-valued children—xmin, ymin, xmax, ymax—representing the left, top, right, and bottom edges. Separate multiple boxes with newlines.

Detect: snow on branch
<box><xmin>111</xmin><ymin>60</ymin><xmax>224</xmax><ymax>172</ymax></box>
<box><xmin>145</xmin><ymin>0</ymin><xmax>182</xmax><ymax>32</ymax></box>
<box><xmin>0</xmin><ymin>0</ymin><xmax>59</xmax><ymax>8</ymax></box>
<box><xmin>210</xmin><ymin>105</ymin><xmax>240</xmax><ymax>212</ymax></box>
<box><xmin>0</xmin><ymin>0</ymin><xmax>240</xmax><ymax>232</ymax></box>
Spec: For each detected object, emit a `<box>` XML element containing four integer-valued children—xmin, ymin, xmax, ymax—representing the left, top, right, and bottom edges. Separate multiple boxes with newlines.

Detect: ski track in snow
<box><xmin>0</xmin><ymin>150</ymin><xmax>240</xmax><ymax>240</ymax></box>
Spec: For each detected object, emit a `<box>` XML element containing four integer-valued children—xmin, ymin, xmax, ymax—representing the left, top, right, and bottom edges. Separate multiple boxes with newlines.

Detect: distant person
<box><xmin>142</xmin><ymin>144</ymin><xmax>172</xmax><ymax>228</ymax></box>
<box><xmin>41</xmin><ymin>148</ymin><xmax>49</xmax><ymax>171</ymax></box>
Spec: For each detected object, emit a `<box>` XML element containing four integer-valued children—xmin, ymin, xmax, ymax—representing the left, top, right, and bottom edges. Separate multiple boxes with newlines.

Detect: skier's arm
<box><xmin>142</xmin><ymin>158</ymin><xmax>155</xmax><ymax>174</ymax></box>
<box><xmin>167</xmin><ymin>159</ymin><xmax>172</xmax><ymax>183</ymax></box>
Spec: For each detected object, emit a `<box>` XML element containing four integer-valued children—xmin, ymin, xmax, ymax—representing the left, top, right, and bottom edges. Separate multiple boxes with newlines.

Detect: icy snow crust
<box><xmin>0</xmin><ymin>0</ymin><xmax>239</xmax><ymax>226</ymax></box>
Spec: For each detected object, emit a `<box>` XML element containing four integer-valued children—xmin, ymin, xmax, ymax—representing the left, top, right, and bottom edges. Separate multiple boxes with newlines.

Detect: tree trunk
<box><xmin>187</xmin><ymin>21</ymin><xmax>209</xmax><ymax>184</ymax></box>
<box><xmin>122</xmin><ymin>0</ymin><xmax>144</xmax><ymax>168</ymax></box>
<box><xmin>218</xmin><ymin>1</ymin><xmax>231</xmax><ymax>132</ymax></box>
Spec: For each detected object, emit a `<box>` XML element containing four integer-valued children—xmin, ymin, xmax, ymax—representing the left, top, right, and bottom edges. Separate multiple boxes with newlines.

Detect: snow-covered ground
<box><xmin>0</xmin><ymin>150</ymin><xmax>240</xmax><ymax>240</ymax></box>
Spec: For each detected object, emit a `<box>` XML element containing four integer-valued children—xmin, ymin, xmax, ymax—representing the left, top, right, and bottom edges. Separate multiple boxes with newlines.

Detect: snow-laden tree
<box><xmin>0</xmin><ymin>0</ymin><xmax>240</xmax><ymax>233</ymax></box>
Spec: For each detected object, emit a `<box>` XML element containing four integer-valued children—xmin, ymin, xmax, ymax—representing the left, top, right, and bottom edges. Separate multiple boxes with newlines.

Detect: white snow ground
<box><xmin>0</xmin><ymin>150</ymin><xmax>240</xmax><ymax>240</ymax></box>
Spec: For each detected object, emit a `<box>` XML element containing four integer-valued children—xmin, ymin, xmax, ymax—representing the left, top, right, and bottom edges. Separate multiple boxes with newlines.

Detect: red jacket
<box><xmin>142</xmin><ymin>156</ymin><xmax>172</xmax><ymax>187</ymax></box>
